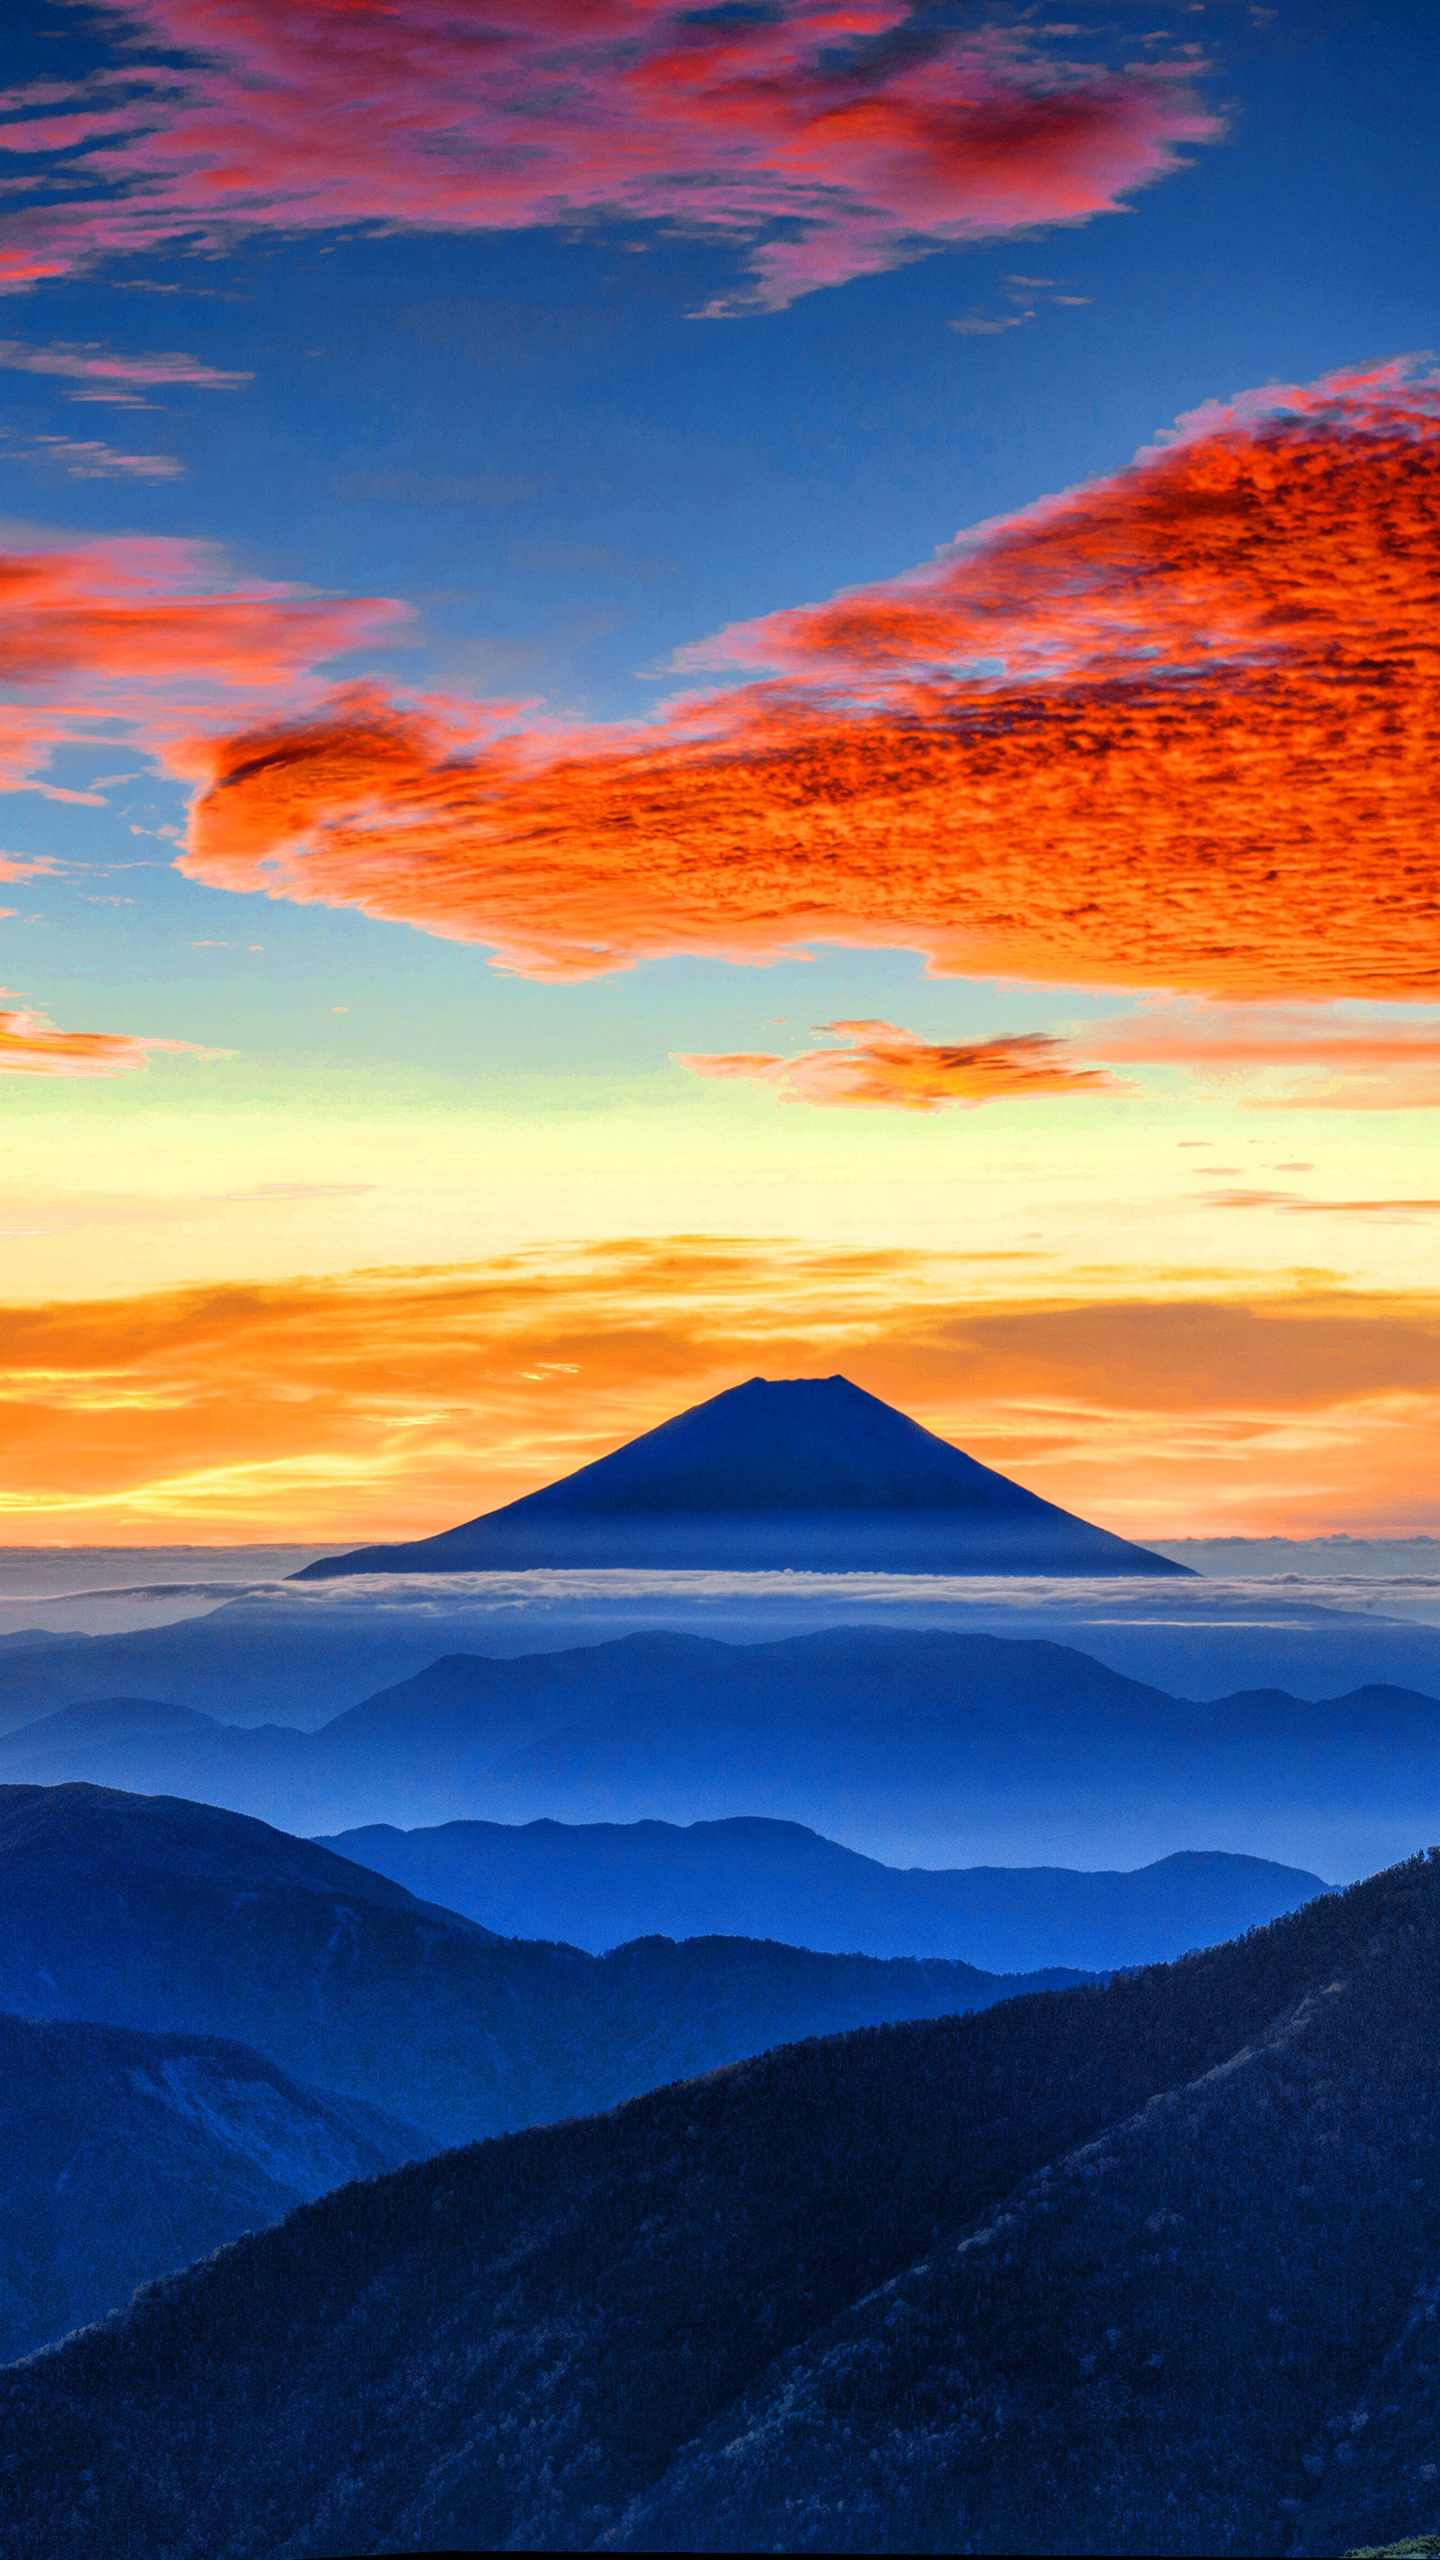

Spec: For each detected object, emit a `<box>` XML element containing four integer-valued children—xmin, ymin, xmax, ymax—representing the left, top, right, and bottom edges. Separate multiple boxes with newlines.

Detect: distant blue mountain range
<box><xmin>297</xmin><ymin>1375</ymin><xmax>1187</xmax><ymax>1578</ymax></box>
<box><xmin>318</xmin><ymin>1812</ymin><xmax>1328</xmax><ymax>1973</ymax></box>
<box><xmin>0</xmin><ymin>1627</ymin><xmax>1432</xmax><ymax>1879</ymax></box>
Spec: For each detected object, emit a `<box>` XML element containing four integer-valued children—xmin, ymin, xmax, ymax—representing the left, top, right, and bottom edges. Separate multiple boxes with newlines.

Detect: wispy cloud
<box><xmin>0</xmin><ymin>995</ymin><xmax>197</xmax><ymax>1077</ymax></box>
<box><xmin>0</xmin><ymin>3</ymin><xmax>1217</xmax><ymax>312</ymax></box>
<box><xmin>1087</xmin><ymin>1006</ymin><xmax>1440</xmax><ymax>1108</ymax></box>
<box><xmin>2</xmin><ymin>433</ymin><xmax>181</xmax><ymax>478</ymax></box>
<box><xmin>679</xmin><ymin>1019</ymin><xmax>1124</xmax><ymax>1107</ymax></box>
<box><xmin>0</xmin><ymin>338</ymin><xmax>248</xmax><ymax>401</ymax></box>
<box><xmin>175</xmin><ymin>362</ymin><xmax>1440</xmax><ymax>1005</ymax></box>
<box><xmin>1199</xmin><ymin>1189</ymin><xmax>1440</xmax><ymax>1218</ymax></box>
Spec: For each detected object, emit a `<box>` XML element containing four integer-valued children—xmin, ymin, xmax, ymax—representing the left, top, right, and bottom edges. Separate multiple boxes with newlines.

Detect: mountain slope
<box><xmin>318</xmin><ymin>1813</ymin><xmax>1330</xmax><ymax>1969</ymax></box>
<box><xmin>0</xmin><ymin>1785</ymin><xmax>1077</xmax><ymax>2146</ymax></box>
<box><xmin>0</xmin><ymin>2013</ymin><xmax>425</xmax><ymax>2364</ymax></box>
<box><xmin>4</xmin><ymin>1855</ymin><xmax>1440</xmax><ymax>2556</ymax></box>
<box><xmin>300</xmin><ymin>1373</ymin><xmax>1185</xmax><ymax>1577</ymax></box>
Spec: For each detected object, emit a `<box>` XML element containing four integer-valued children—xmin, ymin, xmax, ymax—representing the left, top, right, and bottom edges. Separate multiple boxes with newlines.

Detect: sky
<box><xmin>0</xmin><ymin>0</ymin><xmax>1437</xmax><ymax>1545</ymax></box>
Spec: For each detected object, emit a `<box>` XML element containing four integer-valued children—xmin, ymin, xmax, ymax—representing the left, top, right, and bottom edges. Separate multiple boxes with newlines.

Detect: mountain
<box><xmin>3</xmin><ymin>1627</ymin><xmax>1431</xmax><ymax>1876</ymax></box>
<box><xmin>317</xmin><ymin>1814</ymin><xmax>1330</xmax><ymax>1968</ymax></box>
<box><xmin>298</xmin><ymin>1374</ymin><xmax>1187</xmax><ymax>1577</ymax></box>
<box><xmin>7</xmin><ymin>1854</ymin><xmax>1440</xmax><ymax>2556</ymax></box>
<box><xmin>0</xmin><ymin>1693</ymin><xmax>221</xmax><ymax>1777</ymax></box>
<box><xmin>0</xmin><ymin>2013</ymin><xmax>425</xmax><ymax>2365</ymax></box>
<box><xmin>0</xmin><ymin>1785</ymin><xmax>1080</xmax><ymax>2147</ymax></box>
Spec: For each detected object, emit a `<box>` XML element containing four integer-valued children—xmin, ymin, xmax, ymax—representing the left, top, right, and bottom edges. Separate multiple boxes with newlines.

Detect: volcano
<box><xmin>298</xmin><ymin>1376</ymin><xmax>1187</xmax><ymax>1580</ymax></box>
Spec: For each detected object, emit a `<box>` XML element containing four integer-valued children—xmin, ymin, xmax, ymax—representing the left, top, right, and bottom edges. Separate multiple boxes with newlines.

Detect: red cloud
<box><xmin>0</xmin><ymin>998</ymin><xmax>194</xmax><ymax>1076</ymax></box>
<box><xmin>680</xmin><ymin>1019</ymin><xmax>1123</xmax><ymax>1107</ymax></box>
<box><xmin>176</xmin><ymin>364</ymin><xmax>1440</xmax><ymax>1004</ymax></box>
<box><xmin>0</xmin><ymin>3</ymin><xmax>1215</xmax><ymax>309</ymax></box>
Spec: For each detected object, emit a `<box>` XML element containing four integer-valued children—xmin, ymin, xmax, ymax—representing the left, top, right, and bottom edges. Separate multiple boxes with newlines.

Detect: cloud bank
<box><xmin>175</xmin><ymin>364</ymin><xmax>1440</xmax><ymax>1003</ymax></box>
<box><xmin>0</xmin><ymin>2</ymin><xmax>1214</xmax><ymax>310</ymax></box>
<box><xmin>2</xmin><ymin>1240</ymin><xmax>1438</xmax><ymax>1538</ymax></box>
<box><xmin>680</xmin><ymin>1018</ymin><xmax>1122</xmax><ymax>1108</ymax></box>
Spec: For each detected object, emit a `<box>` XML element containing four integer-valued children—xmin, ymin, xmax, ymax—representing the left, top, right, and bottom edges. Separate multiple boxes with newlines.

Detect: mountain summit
<box><xmin>299</xmin><ymin>1374</ymin><xmax>1186</xmax><ymax>1579</ymax></box>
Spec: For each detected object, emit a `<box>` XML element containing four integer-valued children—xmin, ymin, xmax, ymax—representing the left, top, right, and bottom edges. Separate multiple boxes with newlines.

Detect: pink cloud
<box><xmin>679</xmin><ymin>1018</ymin><xmax>1124</xmax><ymax>1107</ymax></box>
<box><xmin>0</xmin><ymin>535</ymin><xmax>403</xmax><ymax>797</ymax></box>
<box><xmin>0</xmin><ymin>3</ymin><xmax>1218</xmax><ymax>310</ymax></box>
<box><xmin>1087</xmin><ymin>1006</ymin><xmax>1440</xmax><ymax>1108</ymax></box>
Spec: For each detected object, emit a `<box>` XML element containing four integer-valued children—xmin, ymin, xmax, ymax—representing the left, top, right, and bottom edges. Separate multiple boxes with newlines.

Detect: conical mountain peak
<box><xmin>299</xmin><ymin>1375</ymin><xmax>1186</xmax><ymax>1580</ymax></box>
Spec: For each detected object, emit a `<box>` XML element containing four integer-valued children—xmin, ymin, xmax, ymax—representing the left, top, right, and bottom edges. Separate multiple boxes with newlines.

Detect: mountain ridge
<box><xmin>316</xmin><ymin>1813</ymin><xmax>1331</xmax><ymax>1971</ymax></box>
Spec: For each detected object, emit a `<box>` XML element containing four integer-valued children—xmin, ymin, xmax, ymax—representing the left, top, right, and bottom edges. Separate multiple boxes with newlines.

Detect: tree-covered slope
<box><xmin>7</xmin><ymin>1855</ymin><xmax>1440</xmax><ymax>2556</ymax></box>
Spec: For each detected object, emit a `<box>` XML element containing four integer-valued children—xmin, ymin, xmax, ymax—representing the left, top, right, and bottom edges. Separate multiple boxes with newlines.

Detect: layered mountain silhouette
<box><xmin>319</xmin><ymin>1814</ymin><xmax>1329</xmax><ymax>1972</ymax></box>
<box><xmin>298</xmin><ymin>1374</ymin><xmax>1188</xmax><ymax>1577</ymax></box>
<box><xmin>9</xmin><ymin>1850</ymin><xmax>1440</xmax><ymax>2557</ymax></box>
<box><xmin>0</xmin><ymin>1785</ymin><xmax>1081</xmax><ymax>2149</ymax></box>
<box><xmin>2</xmin><ymin>1630</ymin><xmax>1433</xmax><ymax>1877</ymax></box>
<box><xmin>0</xmin><ymin>2013</ymin><xmax>425</xmax><ymax>2365</ymax></box>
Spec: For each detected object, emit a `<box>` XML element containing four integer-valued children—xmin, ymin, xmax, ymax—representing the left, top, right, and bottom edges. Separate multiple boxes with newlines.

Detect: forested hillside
<box><xmin>6</xmin><ymin>1853</ymin><xmax>1440</xmax><ymax>2555</ymax></box>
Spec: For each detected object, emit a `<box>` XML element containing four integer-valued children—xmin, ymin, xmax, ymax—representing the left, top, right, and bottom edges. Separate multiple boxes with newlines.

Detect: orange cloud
<box><xmin>2</xmin><ymin>1240</ymin><xmax>1440</xmax><ymax>1539</ymax></box>
<box><xmin>176</xmin><ymin>365</ymin><xmax>1440</xmax><ymax>1004</ymax></box>
<box><xmin>0</xmin><ymin>997</ymin><xmax>196</xmax><ymax>1077</ymax></box>
<box><xmin>679</xmin><ymin>1019</ymin><xmax>1124</xmax><ymax>1108</ymax></box>
<box><xmin>0</xmin><ymin>4</ymin><xmax>1214</xmax><ymax>311</ymax></box>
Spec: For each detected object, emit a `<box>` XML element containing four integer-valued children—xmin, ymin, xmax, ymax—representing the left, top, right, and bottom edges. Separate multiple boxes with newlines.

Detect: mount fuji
<box><xmin>299</xmin><ymin>1375</ymin><xmax>1187</xmax><ymax>1580</ymax></box>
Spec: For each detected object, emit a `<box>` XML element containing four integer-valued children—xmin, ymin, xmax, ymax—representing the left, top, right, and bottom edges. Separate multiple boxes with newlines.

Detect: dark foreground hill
<box><xmin>320</xmin><ymin>1812</ymin><xmax>1329</xmax><ymax>1969</ymax></box>
<box><xmin>300</xmin><ymin>1373</ymin><xmax>1185</xmax><ymax>1578</ymax></box>
<box><xmin>0</xmin><ymin>2013</ymin><xmax>424</xmax><ymax>2364</ymax></box>
<box><xmin>0</xmin><ymin>1786</ymin><xmax>1077</xmax><ymax>2147</ymax></box>
<box><xmin>7</xmin><ymin>1856</ymin><xmax>1440</xmax><ymax>2556</ymax></box>
<box><xmin>1</xmin><ymin>1632</ymin><xmax>1435</xmax><ymax>1878</ymax></box>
